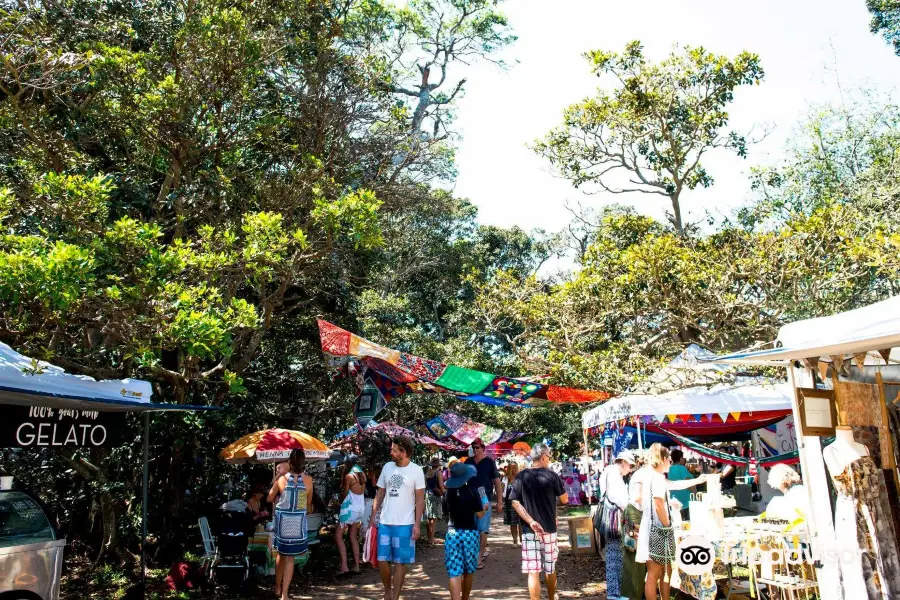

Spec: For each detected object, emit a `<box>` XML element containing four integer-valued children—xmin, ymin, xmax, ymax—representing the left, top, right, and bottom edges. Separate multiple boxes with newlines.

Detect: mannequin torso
<box><xmin>824</xmin><ymin>426</ymin><xmax>869</xmax><ymax>476</ymax></box>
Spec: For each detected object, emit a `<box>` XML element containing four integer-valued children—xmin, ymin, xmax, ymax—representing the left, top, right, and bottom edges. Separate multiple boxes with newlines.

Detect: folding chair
<box><xmin>198</xmin><ymin>516</ymin><xmax>218</xmax><ymax>579</ymax></box>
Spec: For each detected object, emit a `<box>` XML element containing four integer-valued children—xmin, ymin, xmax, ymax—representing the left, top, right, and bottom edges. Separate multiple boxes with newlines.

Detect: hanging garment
<box><xmin>831</xmin><ymin>455</ymin><xmax>900</xmax><ymax>599</ymax></box>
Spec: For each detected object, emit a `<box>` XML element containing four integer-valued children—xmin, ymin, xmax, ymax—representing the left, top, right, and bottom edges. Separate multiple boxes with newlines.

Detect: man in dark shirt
<box><xmin>444</xmin><ymin>462</ymin><xmax>487</xmax><ymax>600</ymax></box>
<box><xmin>510</xmin><ymin>443</ymin><xmax>568</xmax><ymax>600</ymax></box>
<box><xmin>470</xmin><ymin>438</ymin><xmax>502</xmax><ymax>568</ymax></box>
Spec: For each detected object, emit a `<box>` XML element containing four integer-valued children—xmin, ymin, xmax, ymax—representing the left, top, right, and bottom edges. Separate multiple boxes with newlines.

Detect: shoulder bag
<box><xmin>594</xmin><ymin>469</ymin><xmax>622</xmax><ymax>541</ymax></box>
<box><xmin>647</xmin><ymin>479</ymin><xmax>676</xmax><ymax>564</ymax></box>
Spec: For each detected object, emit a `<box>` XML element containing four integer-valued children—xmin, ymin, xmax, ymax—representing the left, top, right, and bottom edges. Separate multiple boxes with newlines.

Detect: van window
<box><xmin>0</xmin><ymin>491</ymin><xmax>56</xmax><ymax>548</ymax></box>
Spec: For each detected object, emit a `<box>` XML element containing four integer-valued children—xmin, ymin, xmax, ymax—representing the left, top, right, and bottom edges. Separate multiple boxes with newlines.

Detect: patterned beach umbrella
<box><xmin>220</xmin><ymin>428</ymin><xmax>331</xmax><ymax>463</ymax></box>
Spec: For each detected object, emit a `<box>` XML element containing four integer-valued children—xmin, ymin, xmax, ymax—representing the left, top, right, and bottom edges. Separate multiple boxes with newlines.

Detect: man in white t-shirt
<box><xmin>371</xmin><ymin>435</ymin><xmax>426</xmax><ymax>600</ymax></box>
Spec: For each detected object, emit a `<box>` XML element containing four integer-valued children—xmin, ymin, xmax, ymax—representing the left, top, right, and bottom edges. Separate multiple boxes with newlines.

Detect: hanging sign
<box><xmin>795</xmin><ymin>388</ymin><xmax>837</xmax><ymax>437</ymax></box>
<box><xmin>0</xmin><ymin>405</ymin><xmax>126</xmax><ymax>448</ymax></box>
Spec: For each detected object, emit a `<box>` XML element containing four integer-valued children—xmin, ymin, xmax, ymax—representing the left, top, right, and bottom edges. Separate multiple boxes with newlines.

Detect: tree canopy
<box><xmin>2</xmin><ymin>2</ymin><xmax>900</xmax><ymax>591</ymax></box>
<box><xmin>534</xmin><ymin>41</ymin><xmax>764</xmax><ymax>234</ymax></box>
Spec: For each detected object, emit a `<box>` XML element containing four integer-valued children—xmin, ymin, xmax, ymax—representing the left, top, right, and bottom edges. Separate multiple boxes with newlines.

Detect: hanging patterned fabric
<box><xmin>425</xmin><ymin>415</ymin><xmax>453</xmax><ymax>439</ymax></box>
<box><xmin>330</xmin><ymin>421</ymin><xmax>465</xmax><ymax>451</ymax></box>
<box><xmin>317</xmin><ymin>320</ymin><xmax>612</xmax><ymax>410</ymax></box>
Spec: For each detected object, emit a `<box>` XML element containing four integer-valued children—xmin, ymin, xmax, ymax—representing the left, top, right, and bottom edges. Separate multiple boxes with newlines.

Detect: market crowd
<box><xmin>256</xmin><ymin>434</ymin><xmax>808</xmax><ymax>600</ymax></box>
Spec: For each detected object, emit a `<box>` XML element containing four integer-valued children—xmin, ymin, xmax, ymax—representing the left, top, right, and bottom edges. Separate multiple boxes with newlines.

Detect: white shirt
<box><xmin>636</xmin><ymin>468</ymin><xmax>670</xmax><ymax>563</ymax></box>
<box><xmin>600</xmin><ymin>467</ymin><xmax>629</xmax><ymax>509</ymax></box>
<box><xmin>766</xmin><ymin>484</ymin><xmax>809</xmax><ymax>521</ymax></box>
<box><xmin>629</xmin><ymin>466</ymin><xmax>652</xmax><ymax>510</ymax></box>
<box><xmin>377</xmin><ymin>461</ymin><xmax>426</xmax><ymax>526</ymax></box>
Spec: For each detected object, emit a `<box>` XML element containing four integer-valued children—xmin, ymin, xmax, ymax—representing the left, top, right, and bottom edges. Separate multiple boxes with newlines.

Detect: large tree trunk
<box><xmin>158</xmin><ymin>439</ymin><xmax>192</xmax><ymax>561</ymax></box>
<box><xmin>57</xmin><ymin>447</ymin><xmax>125</xmax><ymax>566</ymax></box>
<box><xmin>670</xmin><ymin>192</ymin><xmax>684</xmax><ymax>235</ymax></box>
<box><xmin>95</xmin><ymin>490</ymin><xmax>120</xmax><ymax>566</ymax></box>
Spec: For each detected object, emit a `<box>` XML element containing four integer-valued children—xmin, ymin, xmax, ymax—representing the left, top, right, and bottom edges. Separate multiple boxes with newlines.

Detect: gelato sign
<box><xmin>1</xmin><ymin>405</ymin><xmax>125</xmax><ymax>448</ymax></box>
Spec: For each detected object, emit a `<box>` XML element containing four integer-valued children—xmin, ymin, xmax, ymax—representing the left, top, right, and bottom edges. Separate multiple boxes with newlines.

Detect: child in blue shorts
<box><xmin>444</xmin><ymin>462</ymin><xmax>488</xmax><ymax>600</ymax></box>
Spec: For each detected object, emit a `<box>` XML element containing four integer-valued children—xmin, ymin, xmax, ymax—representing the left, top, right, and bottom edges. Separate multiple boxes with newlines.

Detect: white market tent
<box><xmin>0</xmin><ymin>341</ymin><xmax>218</xmax><ymax>589</ymax></box>
<box><xmin>708</xmin><ymin>294</ymin><xmax>900</xmax><ymax>600</ymax></box>
<box><xmin>712</xmin><ymin>295</ymin><xmax>900</xmax><ymax>366</ymax></box>
<box><xmin>0</xmin><ymin>341</ymin><xmax>155</xmax><ymax>411</ymax></box>
<box><xmin>581</xmin><ymin>378</ymin><xmax>793</xmax><ymax>429</ymax></box>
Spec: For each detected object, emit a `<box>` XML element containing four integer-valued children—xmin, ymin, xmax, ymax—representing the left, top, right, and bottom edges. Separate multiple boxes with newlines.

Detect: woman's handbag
<box><xmin>363</xmin><ymin>525</ymin><xmax>379</xmax><ymax>568</ymax></box>
<box><xmin>647</xmin><ymin>481</ymin><xmax>676</xmax><ymax>563</ymax></box>
<box><xmin>622</xmin><ymin>504</ymin><xmax>640</xmax><ymax>552</ymax></box>
<box><xmin>594</xmin><ymin>470</ymin><xmax>622</xmax><ymax>540</ymax></box>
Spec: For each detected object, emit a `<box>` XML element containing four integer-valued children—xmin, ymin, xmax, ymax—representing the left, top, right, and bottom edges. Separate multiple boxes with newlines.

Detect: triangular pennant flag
<box><xmin>818</xmin><ymin>360</ymin><xmax>829</xmax><ymax>382</ymax></box>
<box><xmin>718</xmin><ymin>412</ymin><xmax>730</xmax><ymax>423</ymax></box>
<box><xmin>705</xmin><ymin>413</ymin><xmax>714</xmax><ymax>422</ymax></box>
<box><xmin>853</xmin><ymin>353</ymin><xmax>867</xmax><ymax>371</ymax></box>
<box><xmin>655</xmin><ymin>414</ymin><xmax>666</xmax><ymax>424</ymax></box>
<box><xmin>692</xmin><ymin>414</ymin><xmax>703</xmax><ymax>423</ymax></box>
<box><xmin>730</xmin><ymin>412</ymin><xmax>741</xmax><ymax>422</ymax></box>
<box><xmin>831</xmin><ymin>355</ymin><xmax>844</xmax><ymax>374</ymax></box>
<box><xmin>879</xmin><ymin>349</ymin><xmax>892</xmax><ymax>365</ymax></box>
<box><xmin>666</xmin><ymin>414</ymin><xmax>677</xmax><ymax>423</ymax></box>
<box><xmin>678</xmin><ymin>414</ymin><xmax>691</xmax><ymax>424</ymax></box>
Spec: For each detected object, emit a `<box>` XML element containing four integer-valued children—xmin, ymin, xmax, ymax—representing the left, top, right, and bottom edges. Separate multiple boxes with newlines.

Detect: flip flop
<box><xmin>477</xmin><ymin>563</ymin><xmax>485</xmax><ymax>570</ymax></box>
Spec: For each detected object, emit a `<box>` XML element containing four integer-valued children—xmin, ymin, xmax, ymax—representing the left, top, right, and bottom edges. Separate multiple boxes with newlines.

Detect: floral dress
<box><xmin>832</xmin><ymin>455</ymin><xmax>900</xmax><ymax>599</ymax></box>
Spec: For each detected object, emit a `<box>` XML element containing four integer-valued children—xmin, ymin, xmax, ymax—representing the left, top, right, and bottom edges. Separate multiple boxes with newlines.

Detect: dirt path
<box><xmin>291</xmin><ymin>510</ymin><xmax>608</xmax><ymax>600</ymax></box>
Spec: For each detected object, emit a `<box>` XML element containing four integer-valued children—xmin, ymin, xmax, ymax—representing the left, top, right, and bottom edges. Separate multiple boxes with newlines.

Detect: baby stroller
<box><xmin>212</xmin><ymin>502</ymin><xmax>254</xmax><ymax>588</ymax></box>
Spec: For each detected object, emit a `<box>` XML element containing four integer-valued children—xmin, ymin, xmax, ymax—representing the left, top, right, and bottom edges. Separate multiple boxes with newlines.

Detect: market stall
<box><xmin>580</xmin><ymin>352</ymin><xmax>808</xmax><ymax>599</ymax></box>
<box><xmin>219</xmin><ymin>429</ymin><xmax>333</xmax><ymax>574</ymax></box>
<box><xmin>582</xmin><ymin>378</ymin><xmax>793</xmax><ymax>433</ymax></box>
<box><xmin>0</xmin><ymin>341</ymin><xmax>218</xmax><ymax>596</ymax></box>
<box><xmin>711</xmin><ymin>295</ymin><xmax>900</xmax><ymax>600</ymax></box>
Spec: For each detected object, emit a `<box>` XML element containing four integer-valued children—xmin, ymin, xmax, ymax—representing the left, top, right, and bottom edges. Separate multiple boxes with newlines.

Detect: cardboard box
<box><xmin>567</xmin><ymin>516</ymin><xmax>596</xmax><ymax>555</ymax></box>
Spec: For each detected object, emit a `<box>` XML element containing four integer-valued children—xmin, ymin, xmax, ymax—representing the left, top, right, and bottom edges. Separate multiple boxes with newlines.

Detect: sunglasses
<box><xmin>472</xmin><ymin>445</ymin><xmax>484</xmax><ymax>450</ymax></box>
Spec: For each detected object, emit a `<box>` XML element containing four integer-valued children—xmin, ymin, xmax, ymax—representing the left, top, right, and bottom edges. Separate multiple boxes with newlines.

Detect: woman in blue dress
<box><xmin>268</xmin><ymin>447</ymin><xmax>313</xmax><ymax>600</ymax></box>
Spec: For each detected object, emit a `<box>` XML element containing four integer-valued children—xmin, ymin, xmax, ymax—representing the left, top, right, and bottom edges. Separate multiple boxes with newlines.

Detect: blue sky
<box><xmin>448</xmin><ymin>0</ymin><xmax>900</xmax><ymax>233</ymax></box>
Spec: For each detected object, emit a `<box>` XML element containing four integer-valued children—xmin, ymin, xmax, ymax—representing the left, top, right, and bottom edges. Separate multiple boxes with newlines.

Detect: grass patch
<box><xmin>559</xmin><ymin>505</ymin><xmax>593</xmax><ymax>518</ymax></box>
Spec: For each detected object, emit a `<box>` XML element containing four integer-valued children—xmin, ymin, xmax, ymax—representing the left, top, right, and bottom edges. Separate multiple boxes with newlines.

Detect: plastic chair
<box><xmin>306</xmin><ymin>513</ymin><xmax>323</xmax><ymax>545</ymax></box>
<box><xmin>198</xmin><ymin>516</ymin><xmax>218</xmax><ymax>578</ymax></box>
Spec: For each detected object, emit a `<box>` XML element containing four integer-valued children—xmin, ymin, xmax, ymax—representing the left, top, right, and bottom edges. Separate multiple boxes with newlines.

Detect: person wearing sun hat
<box><xmin>443</xmin><ymin>461</ymin><xmax>488</xmax><ymax>600</ymax></box>
<box><xmin>600</xmin><ymin>450</ymin><xmax>636</xmax><ymax>599</ymax></box>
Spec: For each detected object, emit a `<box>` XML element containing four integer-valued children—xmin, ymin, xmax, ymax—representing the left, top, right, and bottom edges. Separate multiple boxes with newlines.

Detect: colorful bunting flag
<box><xmin>318</xmin><ymin>320</ymin><xmax>612</xmax><ymax>409</ymax></box>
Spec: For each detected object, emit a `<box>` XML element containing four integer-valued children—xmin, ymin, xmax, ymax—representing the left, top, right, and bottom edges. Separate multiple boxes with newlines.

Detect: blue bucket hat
<box><xmin>445</xmin><ymin>462</ymin><xmax>477</xmax><ymax>489</ymax></box>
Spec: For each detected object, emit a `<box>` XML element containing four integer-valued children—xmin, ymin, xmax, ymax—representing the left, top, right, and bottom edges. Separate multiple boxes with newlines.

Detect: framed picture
<box><xmin>795</xmin><ymin>387</ymin><xmax>837</xmax><ymax>437</ymax></box>
<box><xmin>357</xmin><ymin>392</ymin><xmax>373</xmax><ymax>411</ymax></box>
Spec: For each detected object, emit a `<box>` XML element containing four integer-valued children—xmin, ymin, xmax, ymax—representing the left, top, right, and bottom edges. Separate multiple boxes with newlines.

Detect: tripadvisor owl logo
<box><xmin>676</xmin><ymin>536</ymin><xmax>715</xmax><ymax>576</ymax></box>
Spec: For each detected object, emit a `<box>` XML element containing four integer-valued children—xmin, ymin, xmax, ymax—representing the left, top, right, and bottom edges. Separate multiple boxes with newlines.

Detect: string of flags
<box><xmin>586</xmin><ymin>412</ymin><xmax>756</xmax><ymax>435</ymax></box>
<box><xmin>317</xmin><ymin>320</ymin><xmax>611</xmax><ymax>427</ymax></box>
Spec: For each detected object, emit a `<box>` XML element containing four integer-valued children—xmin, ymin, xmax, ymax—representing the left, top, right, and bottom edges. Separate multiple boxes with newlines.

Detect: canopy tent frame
<box><xmin>582</xmin><ymin>379</ymin><xmax>793</xmax><ymax>431</ymax></box>
<box><xmin>706</xmin><ymin>295</ymin><xmax>900</xmax><ymax>600</ymax></box>
<box><xmin>0</xmin><ymin>366</ymin><xmax>218</xmax><ymax>595</ymax></box>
